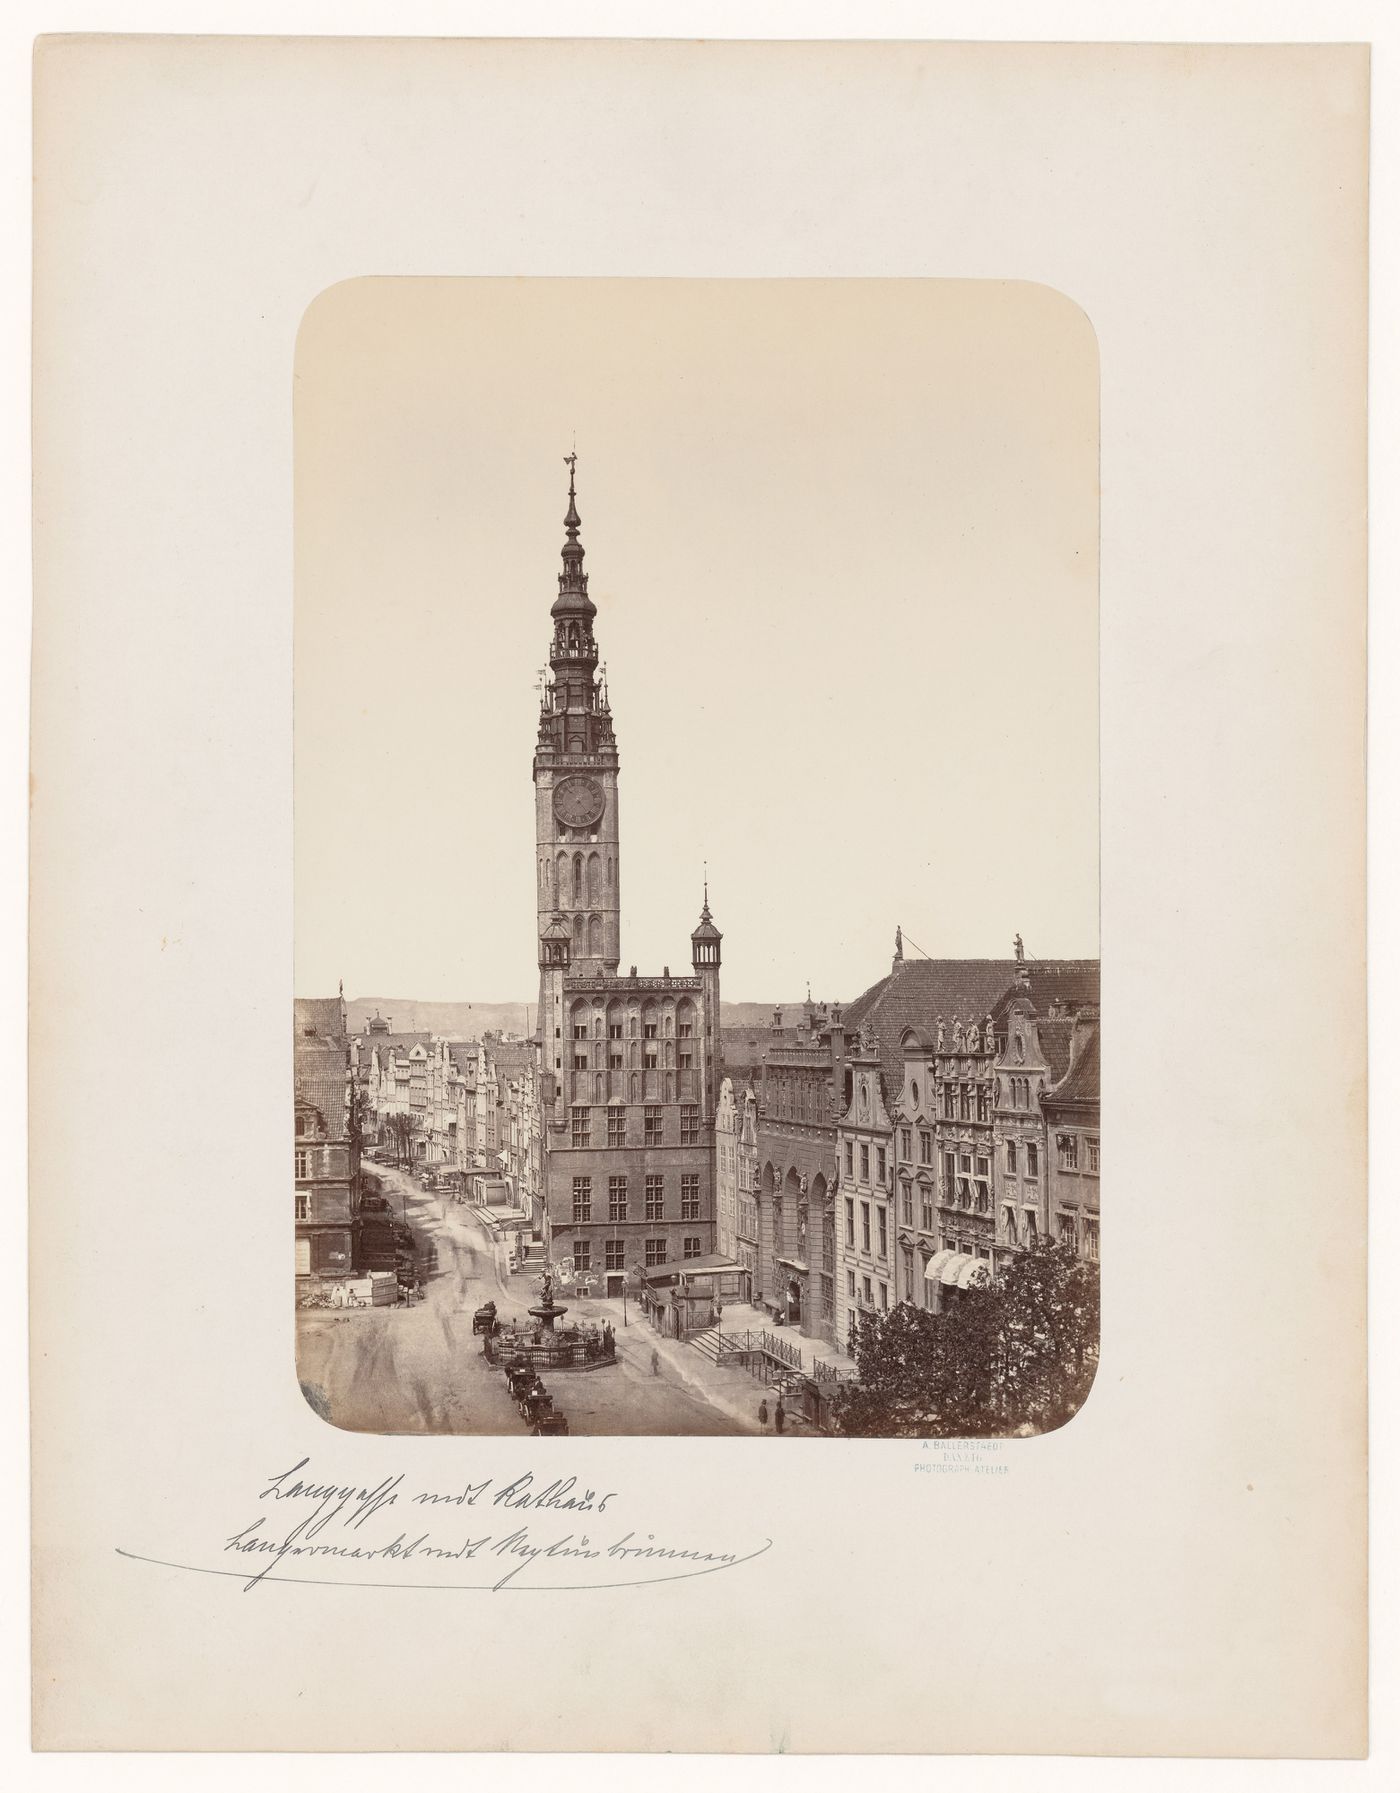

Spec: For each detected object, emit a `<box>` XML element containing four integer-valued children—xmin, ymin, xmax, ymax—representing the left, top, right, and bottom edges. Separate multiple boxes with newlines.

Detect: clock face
<box><xmin>553</xmin><ymin>775</ymin><xmax>605</xmax><ymax>829</ymax></box>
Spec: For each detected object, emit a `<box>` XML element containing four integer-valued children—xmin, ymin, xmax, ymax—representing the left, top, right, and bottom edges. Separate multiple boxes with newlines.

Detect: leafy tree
<box><xmin>835</xmin><ymin>1239</ymin><xmax>1099</xmax><ymax>1438</ymax></box>
<box><xmin>384</xmin><ymin>1111</ymin><xmax>421</xmax><ymax>1169</ymax></box>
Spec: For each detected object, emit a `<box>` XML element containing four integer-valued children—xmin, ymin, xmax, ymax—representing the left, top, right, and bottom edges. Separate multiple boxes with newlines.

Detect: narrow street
<box><xmin>296</xmin><ymin>1160</ymin><xmax>748</xmax><ymax>1436</ymax></box>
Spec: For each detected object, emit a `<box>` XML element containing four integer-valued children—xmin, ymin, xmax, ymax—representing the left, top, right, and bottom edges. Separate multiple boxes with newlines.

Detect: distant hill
<box><xmin>344</xmin><ymin>997</ymin><xmax>802</xmax><ymax>1037</ymax></box>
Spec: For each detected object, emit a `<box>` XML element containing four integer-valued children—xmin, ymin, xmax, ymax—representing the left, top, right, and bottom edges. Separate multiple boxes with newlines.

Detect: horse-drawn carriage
<box><xmin>533</xmin><ymin>1410</ymin><xmax>569</xmax><ymax>1435</ymax></box>
<box><xmin>472</xmin><ymin>1300</ymin><xmax>498</xmax><ymax>1336</ymax></box>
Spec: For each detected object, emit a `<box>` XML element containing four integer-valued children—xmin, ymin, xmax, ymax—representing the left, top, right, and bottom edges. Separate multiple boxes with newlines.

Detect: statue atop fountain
<box><xmin>529</xmin><ymin>1272</ymin><xmax>569</xmax><ymax>1334</ymax></box>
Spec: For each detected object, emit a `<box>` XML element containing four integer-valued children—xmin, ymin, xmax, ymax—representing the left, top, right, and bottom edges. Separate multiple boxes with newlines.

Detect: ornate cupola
<box><xmin>691</xmin><ymin>876</ymin><xmax>722</xmax><ymax>970</ymax></box>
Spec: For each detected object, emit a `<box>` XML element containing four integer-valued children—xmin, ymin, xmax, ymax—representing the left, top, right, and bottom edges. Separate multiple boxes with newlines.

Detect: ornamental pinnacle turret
<box><xmin>534</xmin><ymin>455</ymin><xmax>622</xmax><ymax>993</ymax></box>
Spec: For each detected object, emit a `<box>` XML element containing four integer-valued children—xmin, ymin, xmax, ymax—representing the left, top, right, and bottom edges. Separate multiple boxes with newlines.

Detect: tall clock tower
<box><xmin>534</xmin><ymin>457</ymin><xmax>621</xmax><ymax>1038</ymax></box>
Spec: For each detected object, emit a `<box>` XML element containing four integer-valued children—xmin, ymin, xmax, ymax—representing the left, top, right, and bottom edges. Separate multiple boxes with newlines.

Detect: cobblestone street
<box><xmin>297</xmin><ymin>1163</ymin><xmax>756</xmax><ymax>1436</ymax></box>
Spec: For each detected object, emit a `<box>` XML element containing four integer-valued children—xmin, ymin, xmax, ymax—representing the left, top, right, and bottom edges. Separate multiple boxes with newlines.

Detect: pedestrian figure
<box><xmin>775</xmin><ymin>1399</ymin><xmax>786</xmax><ymax>1435</ymax></box>
<box><xmin>651</xmin><ymin>1349</ymin><xmax>660</xmax><ymax>1377</ymax></box>
<box><xmin>758</xmin><ymin>1399</ymin><xmax>769</xmax><ymax>1432</ymax></box>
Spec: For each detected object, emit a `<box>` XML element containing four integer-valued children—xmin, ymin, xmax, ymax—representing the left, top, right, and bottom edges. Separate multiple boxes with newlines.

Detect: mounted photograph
<box><xmin>293</xmin><ymin>278</ymin><xmax>1100</xmax><ymax>1439</ymax></box>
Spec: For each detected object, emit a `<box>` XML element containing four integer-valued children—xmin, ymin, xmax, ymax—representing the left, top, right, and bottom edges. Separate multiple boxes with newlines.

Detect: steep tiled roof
<box><xmin>1048</xmin><ymin>1027</ymin><xmax>1100</xmax><ymax>1107</ymax></box>
<box><xmin>294</xmin><ymin>1033</ymin><xmax>348</xmax><ymax>1141</ymax></box>
<box><xmin>364</xmin><ymin>1032</ymin><xmax>431</xmax><ymax>1061</ymax></box>
<box><xmin>488</xmin><ymin>1042</ymin><xmax>538</xmax><ymax>1084</ymax></box>
<box><xmin>1037</xmin><ymin>1018</ymin><xmax>1076</xmax><ymax>1083</ymax></box>
<box><xmin>991</xmin><ymin>962</ymin><xmax>1100</xmax><ymax>1021</ymax></box>
<box><xmin>295</xmin><ymin>996</ymin><xmax>345</xmax><ymax>1039</ymax></box>
<box><xmin>844</xmin><ymin>961</ymin><xmax>1025</xmax><ymax>1099</ymax></box>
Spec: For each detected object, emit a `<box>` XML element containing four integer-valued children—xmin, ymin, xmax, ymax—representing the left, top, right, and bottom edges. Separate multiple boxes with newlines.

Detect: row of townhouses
<box><xmin>293</xmin><ymin>997</ymin><xmax>545</xmax><ymax>1283</ymax></box>
<box><xmin>715</xmin><ymin>935</ymin><xmax>1100</xmax><ymax>1355</ymax></box>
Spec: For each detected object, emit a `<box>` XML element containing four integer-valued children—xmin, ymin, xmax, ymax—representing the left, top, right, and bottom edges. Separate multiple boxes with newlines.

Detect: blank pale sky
<box><xmin>294</xmin><ymin>278</ymin><xmax>1098</xmax><ymax>1003</ymax></box>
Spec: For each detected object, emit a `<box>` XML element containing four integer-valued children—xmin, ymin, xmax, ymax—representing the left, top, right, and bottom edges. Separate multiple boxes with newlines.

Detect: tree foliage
<box><xmin>383</xmin><ymin>1111</ymin><xmax>421</xmax><ymax>1169</ymax></box>
<box><xmin>834</xmin><ymin>1240</ymin><xmax>1099</xmax><ymax>1438</ymax></box>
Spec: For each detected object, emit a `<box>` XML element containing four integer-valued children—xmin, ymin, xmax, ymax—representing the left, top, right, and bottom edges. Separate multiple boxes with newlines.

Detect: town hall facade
<box><xmin>533</xmin><ymin>460</ymin><xmax>722</xmax><ymax>1293</ymax></box>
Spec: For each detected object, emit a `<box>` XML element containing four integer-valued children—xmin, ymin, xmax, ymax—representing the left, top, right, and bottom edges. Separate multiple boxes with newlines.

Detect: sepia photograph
<box><xmin>293</xmin><ymin>278</ymin><xmax>1100</xmax><ymax>1438</ymax></box>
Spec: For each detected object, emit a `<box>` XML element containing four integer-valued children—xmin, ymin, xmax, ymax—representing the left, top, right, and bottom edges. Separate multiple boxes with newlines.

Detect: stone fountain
<box><xmin>528</xmin><ymin>1272</ymin><xmax>569</xmax><ymax>1334</ymax></box>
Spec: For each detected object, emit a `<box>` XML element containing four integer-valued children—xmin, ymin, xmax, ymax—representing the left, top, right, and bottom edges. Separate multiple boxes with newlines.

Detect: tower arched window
<box><xmin>572</xmin><ymin>853</ymin><xmax>584</xmax><ymax>906</ymax></box>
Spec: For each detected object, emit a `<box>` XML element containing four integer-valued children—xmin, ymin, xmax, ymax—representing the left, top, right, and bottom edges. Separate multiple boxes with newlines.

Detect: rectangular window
<box><xmin>1085</xmin><ymin>1216</ymin><xmax>1100</xmax><ymax>1260</ymax></box>
<box><xmin>645</xmin><ymin>1237</ymin><xmax>666</xmax><ymax>1266</ymax></box>
<box><xmin>645</xmin><ymin>1174</ymin><xmax>665</xmax><ymax>1220</ymax></box>
<box><xmin>680</xmin><ymin>1104</ymin><xmax>700</xmax><ymax>1146</ymax></box>
<box><xmin>643</xmin><ymin>1043</ymin><xmax>659</xmax><ymax>1068</ymax></box>
<box><xmin>573</xmin><ymin>1023</ymin><xmax>588</xmax><ymax>1039</ymax></box>
<box><xmin>861</xmin><ymin>1202</ymin><xmax>871</xmax><ymax>1253</ymax></box>
<box><xmin>876</xmin><ymin>1146</ymin><xmax>887</xmax><ymax>1185</ymax></box>
<box><xmin>609</xmin><ymin>1050</ymin><xmax>623</xmax><ymax>1070</ymax></box>
<box><xmin>877</xmin><ymin>1207</ymin><xmax>888</xmax><ymax>1259</ymax></box>
<box><xmin>847</xmin><ymin>1269</ymin><xmax>856</xmax><ymax>1298</ymax></box>
<box><xmin>294</xmin><ymin>1148</ymin><xmax>310</xmax><ymax>1179</ymax></box>
<box><xmin>902</xmin><ymin>1188</ymin><xmax>913</xmax><ymax>1226</ymax></box>
<box><xmin>845</xmin><ymin>1142</ymin><xmax>854</xmax><ymax>1177</ymax></box>
<box><xmin>845</xmin><ymin>1197</ymin><xmax>855</xmax><ymax>1246</ymax></box>
<box><xmin>1059</xmin><ymin>1134</ymin><xmax>1079</xmax><ymax>1171</ymax></box>
<box><xmin>608</xmin><ymin>1176</ymin><xmax>628</xmax><ymax>1222</ymax></box>
<box><xmin>573</xmin><ymin>1240</ymin><xmax>591</xmax><ymax>1272</ymax></box>
<box><xmin>1058</xmin><ymin>1211</ymin><xmax>1078</xmax><ymax>1248</ymax></box>
<box><xmin>942</xmin><ymin>1085</ymin><xmax>955</xmax><ymax>1119</ymax></box>
<box><xmin>607</xmin><ymin>1110</ymin><xmax>626</xmax><ymax>1147</ymax></box>
<box><xmin>678</xmin><ymin>1022</ymin><xmax>693</xmax><ymax>1038</ymax></box>
<box><xmin>1006</xmin><ymin>1139</ymin><xmax>1018</xmax><ymax>1174</ymax></box>
<box><xmin>683</xmin><ymin>1236</ymin><xmax>702</xmax><ymax>1260</ymax></box>
<box><xmin>294</xmin><ymin>1193</ymin><xmax>310</xmax><ymax>1221</ymax></box>
<box><xmin>571</xmin><ymin>1106</ymin><xmax>590</xmax><ymax>1147</ymax></box>
<box><xmin>571</xmin><ymin>1176</ymin><xmax>592</xmax><ymax>1223</ymax></box>
<box><xmin>1088</xmin><ymin>1137</ymin><xmax>1100</xmax><ymax>1173</ymax></box>
<box><xmin>643</xmin><ymin>1023</ymin><xmax>658</xmax><ymax>1039</ymax></box>
<box><xmin>608</xmin><ymin>1022</ymin><xmax>623</xmax><ymax>1039</ymax></box>
<box><xmin>919</xmin><ymin>1130</ymin><xmax>933</xmax><ymax>1165</ymax></box>
<box><xmin>879</xmin><ymin>1282</ymin><xmax>889</xmax><ymax>1311</ymax></box>
<box><xmin>1026</xmin><ymin>1142</ymin><xmax>1039</xmax><ymax>1178</ymax></box>
<box><xmin>920</xmin><ymin>1196</ymin><xmax>934</xmax><ymax>1232</ymax></box>
<box><xmin>644</xmin><ymin>1106</ymin><xmax>663</xmax><ymax>1145</ymax></box>
<box><xmin>680</xmin><ymin>1174</ymin><xmax>701</xmax><ymax>1220</ymax></box>
<box><xmin>863</xmin><ymin>1276</ymin><xmax>873</xmax><ymax>1304</ymax></box>
<box><xmin>900</xmin><ymin>1127</ymin><xmax>912</xmax><ymax>1160</ymax></box>
<box><xmin>678</xmin><ymin>1050</ymin><xmax>693</xmax><ymax>1069</ymax></box>
<box><xmin>977</xmin><ymin>1086</ymin><xmax>991</xmax><ymax>1123</ymax></box>
<box><xmin>859</xmin><ymin>1143</ymin><xmax>870</xmax><ymax>1182</ymax></box>
<box><xmin>605</xmin><ymin>1239</ymin><xmax>625</xmax><ymax>1271</ymax></box>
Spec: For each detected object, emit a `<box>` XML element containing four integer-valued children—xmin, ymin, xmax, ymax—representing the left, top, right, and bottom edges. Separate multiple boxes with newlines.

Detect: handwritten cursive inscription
<box><xmin>117</xmin><ymin>1457</ymin><xmax>769</xmax><ymax>1595</ymax></box>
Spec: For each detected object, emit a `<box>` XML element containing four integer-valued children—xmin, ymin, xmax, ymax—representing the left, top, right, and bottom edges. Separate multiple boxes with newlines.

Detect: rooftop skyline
<box><xmin>295</xmin><ymin>279</ymin><xmax>1099</xmax><ymax>1000</ymax></box>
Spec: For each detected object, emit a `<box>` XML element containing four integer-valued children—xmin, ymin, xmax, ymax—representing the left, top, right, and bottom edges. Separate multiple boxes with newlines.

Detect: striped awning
<box><xmin>924</xmin><ymin>1249</ymin><xmax>992</xmax><ymax>1289</ymax></box>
